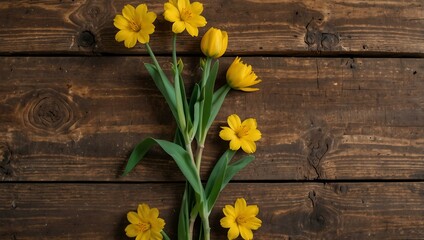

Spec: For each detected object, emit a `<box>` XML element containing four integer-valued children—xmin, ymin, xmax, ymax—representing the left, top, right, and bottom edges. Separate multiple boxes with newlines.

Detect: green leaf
<box><xmin>223</xmin><ymin>155</ymin><xmax>255</xmax><ymax>189</ymax></box>
<box><xmin>205</xmin><ymin>149</ymin><xmax>236</xmax><ymax>211</ymax></box>
<box><xmin>178</xmin><ymin>183</ymin><xmax>190</xmax><ymax>240</ymax></box>
<box><xmin>144</xmin><ymin>63</ymin><xmax>178</xmax><ymax>124</ymax></box>
<box><xmin>206</xmin><ymin>84</ymin><xmax>231</xmax><ymax>131</ymax></box>
<box><xmin>201</xmin><ymin>60</ymin><xmax>219</xmax><ymax>132</ymax></box>
<box><xmin>122</xmin><ymin>138</ymin><xmax>202</xmax><ymax>194</ymax></box>
<box><xmin>189</xmin><ymin>84</ymin><xmax>200</xmax><ymax>119</ymax></box>
<box><xmin>161</xmin><ymin>231</ymin><xmax>171</xmax><ymax>240</ymax></box>
<box><xmin>122</xmin><ymin>138</ymin><xmax>157</xmax><ymax>176</ymax></box>
<box><xmin>188</xmin><ymin>84</ymin><xmax>200</xmax><ymax>139</ymax></box>
<box><xmin>155</xmin><ymin>139</ymin><xmax>202</xmax><ymax>194</ymax></box>
<box><xmin>173</xmin><ymin>129</ymin><xmax>185</xmax><ymax>148</ymax></box>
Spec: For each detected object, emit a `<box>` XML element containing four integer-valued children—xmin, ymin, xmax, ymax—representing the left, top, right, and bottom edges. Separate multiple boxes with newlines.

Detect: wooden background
<box><xmin>1</xmin><ymin>0</ymin><xmax>424</xmax><ymax>239</ymax></box>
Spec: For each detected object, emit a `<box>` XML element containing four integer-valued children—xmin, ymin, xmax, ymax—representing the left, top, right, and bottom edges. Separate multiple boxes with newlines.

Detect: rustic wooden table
<box><xmin>1</xmin><ymin>0</ymin><xmax>424</xmax><ymax>239</ymax></box>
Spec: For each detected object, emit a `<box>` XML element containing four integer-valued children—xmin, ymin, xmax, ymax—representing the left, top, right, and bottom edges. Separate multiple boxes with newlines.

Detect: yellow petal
<box><xmin>113</xmin><ymin>15</ymin><xmax>130</xmax><ymax>30</ymax></box>
<box><xmin>115</xmin><ymin>30</ymin><xmax>132</xmax><ymax>42</ymax></box>
<box><xmin>219</xmin><ymin>127</ymin><xmax>236</xmax><ymax>141</ymax></box>
<box><xmin>124</xmin><ymin>32</ymin><xmax>138</xmax><ymax>48</ymax></box>
<box><xmin>189</xmin><ymin>15</ymin><xmax>207</xmax><ymax>27</ymax></box>
<box><xmin>244</xmin><ymin>216</ymin><xmax>262</xmax><ymax>230</ymax></box>
<box><xmin>228</xmin><ymin>225</ymin><xmax>240</xmax><ymax>240</ymax></box>
<box><xmin>143</xmin><ymin>12</ymin><xmax>157</xmax><ymax>24</ymax></box>
<box><xmin>138</xmin><ymin>204</ymin><xmax>150</xmax><ymax>220</ymax></box>
<box><xmin>245</xmin><ymin>128</ymin><xmax>261</xmax><ymax>141</ymax></box>
<box><xmin>122</xmin><ymin>4</ymin><xmax>136</xmax><ymax>21</ymax></box>
<box><xmin>149</xmin><ymin>207</ymin><xmax>159</xmax><ymax>219</ymax></box>
<box><xmin>151</xmin><ymin>230</ymin><xmax>163</xmax><ymax>240</ymax></box>
<box><xmin>178</xmin><ymin>0</ymin><xmax>189</xmax><ymax>12</ymax></box>
<box><xmin>127</xmin><ymin>211</ymin><xmax>141</xmax><ymax>224</ymax></box>
<box><xmin>218</xmin><ymin>31</ymin><xmax>228</xmax><ymax>57</ymax></box>
<box><xmin>125</xmin><ymin>224</ymin><xmax>141</xmax><ymax>237</ymax></box>
<box><xmin>244</xmin><ymin>205</ymin><xmax>259</xmax><ymax>217</ymax></box>
<box><xmin>238</xmin><ymin>87</ymin><xmax>260</xmax><ymax>92</ymax></box>
<box><xmin>137</xmin><ymin>31</ymin><xmax>150</xmax><ymax>44</ymax></box>
<box><xmin>140</xmin><ymin>230</ymin><xmax>150</xmax><ymax>240</ymax></box>
<box><xmin>221</xmin><ymin>217</ymin><xmax>235</xmax><ymax>229</ymax></box>
<box><xmin>169</xmin><ymin>0</ymin><xmax>178</xmax><ymax>7</ymax></box>
<box><xmin>151</xmin><ymin>218</ymin><xmax>166</xmax><ymax>231</ymax></box>
<box><xmin>191</xmin><ymin>1</ymin><xmax>204</xmax><ymax>14</ymax></box>
<box><xmin>239</xmin><ymin>225</ymin><xmax>254</xmax><ymax>240</ymax></box>
<box><xmin>185</xmin><ymin>22</ymin><xmax>199</xmax><ymax>37</ymax></box>
<box><xmin>227</xmin><ymin>114</ymin><xmax>241</xmax><ymax>130</ymax></box>
<box><xmin>240</xmin><ymin>138</ymin><xmax>256</xmax><ymax>153</ymax></box>
<box><xmin>235</xmin><ymin>198</ymin><xmax>247</xmax><ymax>214</ymax></box>
<box><xmin>172</xmin><ymin>21</ymin><xmax>185</xmax><ymax>33</ymax></box>
<box><xmin>135</xmin><ymin>4</ymin><xmax>148</xmax><ymax>16</ymax></box>
<box><xmin>242</xmin><ymin>118</ymin><xmax>257</xmax><ymax>129</ymax></box>
<box><xmin>142</xmin><ymin>23</ymin><xmax>155</xmax><ymax>35</ymax></box>
<box><xmin>220</xmin><ymin>216</ymin><xmax>236</xmax><ymax>228</ymax></box>
<box><xmin>223</xmin><ymin>205</ymin><xmax>236</xmax><ymax>218</ymax></box>
<box><xmin>229</xmin><ymin>138</ymin><xmax>241</xmax><ymax>151</ymax></box>
<box><xmin>164</xmin><ymin>3</ymin><xmax>180</xmax><ymax>22</ymax></box>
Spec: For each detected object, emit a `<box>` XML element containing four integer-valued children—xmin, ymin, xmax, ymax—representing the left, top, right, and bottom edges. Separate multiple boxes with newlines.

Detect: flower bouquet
<box><xmin>114</xmin><ymin>1</ymin><xmax>262</xmax><ymax>239</ymax></box>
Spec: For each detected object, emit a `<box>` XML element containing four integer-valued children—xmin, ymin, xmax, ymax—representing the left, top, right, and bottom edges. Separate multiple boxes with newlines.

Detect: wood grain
<box><xmin>1</xmin><ymin>56</ymin><xmax>424</xmax><ymax>181</ymax></box>
<box><xmin>1</xmin><ymin>182</ymin><xmax>424</xmax><ymax>239</ymax></box>
<box><xmin>1</xmin><ymin>0</ymin><xmax>424</xmax><ymax>55</ymax></box>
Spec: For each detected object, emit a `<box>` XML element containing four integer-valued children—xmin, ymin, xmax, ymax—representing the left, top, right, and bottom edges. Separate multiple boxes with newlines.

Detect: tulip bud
<box><xmin>226</xmin><ymin>57</ymin><xmax>262</xmax><ymax>92</ymax></box>
<box><xmin>200</xmin><ymin>27</ymin><xmax>228</xmax><ymax>59</ymax></box>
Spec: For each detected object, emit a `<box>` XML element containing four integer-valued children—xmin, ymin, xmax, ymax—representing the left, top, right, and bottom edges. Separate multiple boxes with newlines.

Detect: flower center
<box><xmin>129</xmin><ymin>21</ymin><xmax>141</xmax><ymax>32</ymax></box>
<box><xmin>235</xmin><ymin>125</ymin><xmax>250</xmax><ymax>138</ymax></box>
<box><xmin>138</xmin><ymin>222</ymin><xmax>151</xmax><ymax>232</ymax></box>
<box><xmin>180</xmin><ymin>8</ymin><xmax>192</xmax><ymax>21</ymax></box>
<box><xmin>236</xmin><ymin>215</ymin><xmax>248</xmax><ymax>225</ymax></box>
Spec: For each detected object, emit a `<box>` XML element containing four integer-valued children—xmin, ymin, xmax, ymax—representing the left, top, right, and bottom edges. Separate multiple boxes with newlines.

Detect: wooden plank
<box><xmin>1</xmin><ymin>182</ymin><xmax>424</xmax><ymax>239</ymax></box>
<box><xmin>1</xmin><ymin>0</ymin><xmax>424</xmax><ymax>55</ymax></box>
<box><xmin>1</xmin><ymin>57</ymin><xmax>424</xmax><ymax>181</ymax></box>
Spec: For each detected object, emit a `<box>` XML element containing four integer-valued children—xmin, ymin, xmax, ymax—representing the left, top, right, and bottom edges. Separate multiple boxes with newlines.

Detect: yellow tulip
<box><xmin>226</xmin><ymin>57</ymin><xmax>261</xmax><ymax>92</ymax></box>
<box><xmin>163</xmin><ymin>0</ymin><xmax>207</xmax><ymax>37</ymax></box>
<box><xmin>113</xmin><ymin>4</ymin><xmax>157</xmax><ymax>48</ymax></box>
<box><xmin>219</xmin><ymin>114</ymin><xmax>261</xmax><ymax>153</ymax></box>
<box><xmin>201</xmin><ymin>27</ymin><xmax>228</xmax><ymax>58</ymax></box>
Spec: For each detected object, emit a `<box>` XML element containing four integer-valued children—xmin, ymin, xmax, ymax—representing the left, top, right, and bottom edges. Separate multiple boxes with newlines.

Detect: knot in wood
<box><xmin>305</xmin><ymin>18</ymin><xmax>340</xmax><ymax>51</ymax></box>
<box><xmin>302</xmin><ymin>125</ymin><xmax>333</xmax><ymax>179</ymax></box>
<box><xmin>78</xmin><ymin>31</ymin><xmax>95</xmax><ymax>48</ymax></box>
<box><xmin>22</xmin><ymin>89</ymin><xmax>79</xmax><ymax>134</ymax></box>
<box><xmin>301</xmin><ymin>191</ymin><xmax>340</xmax><ymax>234</ymax></box>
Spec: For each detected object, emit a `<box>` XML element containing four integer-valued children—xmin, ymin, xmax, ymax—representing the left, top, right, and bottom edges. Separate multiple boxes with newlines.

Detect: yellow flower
<box><xmin>201</xmin><ymin>27</ymin><xmax>228</xmax><ymax>58</ymax></box>
<box><xmin>220</xmin><ymin>198</ymin><xmax>262</xmax><ymax>240</ymax></box>
<box><xmin>125</xmin><ymin>203</ymin><xmax>165</xmax><ymax>240</ymax></box>
<box><xmin>226</xmin><ymin>57</ymin><xmax>261</xmax><ymax>92</ymax></box>
<box><xmin>114</xmin><ymin>4</ymin><xmax>157</xmax><ymax>48</ymax></box>
<box><xmin>219</xmin><ymin>114</ymin><xmax>261</xmax><ymax>154</ymax></box>
<box><xmin>163</xmin><ymin>0</ymin><xmax>207</xmax><ymax>37</ymax></box>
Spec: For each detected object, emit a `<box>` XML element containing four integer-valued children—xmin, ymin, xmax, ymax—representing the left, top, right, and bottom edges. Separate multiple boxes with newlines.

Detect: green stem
<box><xmin>201</xmin><ymin>58</ymin><xmax>212</xmax><ymax>88</ymax></box>
<box><xmin>186</xmin><ymin>142</ymin><xmax>195</xmax><ymax>165</ymax></box>
<box><xmin>200</xmin><ymin>210</ymin><xmax>211</xmax><ymax>240</ymax></box>
<box><xmin>195</xmin><ymin>144</ymin><xmax>204</xmax><ymax>172</ymax></box>
<box><xmin>197</xmin><ymin>57</ymin><xmax>212</xmax><ymax>144</ymax></box>
<box><xmin>172</xmin><ymin>34</ymin><xmax>187</xmax><ymax>134</ymax></box>
<box><xmin>188</xmin><ymin>213</ymin><xmax>196</xmax><ymax>240</ymax></box>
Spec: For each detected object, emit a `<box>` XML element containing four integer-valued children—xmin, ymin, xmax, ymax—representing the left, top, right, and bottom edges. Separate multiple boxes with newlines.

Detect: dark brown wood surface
<box><xmin>1</xmin><ymin>57</ymin><xmax>424</xmax><ymax>181</ymax></box>
<box><xmin>1</xmin><ymin>0</ymin><xmax>424</xmax><ymax>55</ymax></box>
<box><xmin>2</xmin><ymin>0</ymin><xmax>424</xmax><ymax>239</ymax></box>
<box><xmin>1</xmin><ymin>182</ymin><xmax>424</xmax><ymax>239</ymax></box>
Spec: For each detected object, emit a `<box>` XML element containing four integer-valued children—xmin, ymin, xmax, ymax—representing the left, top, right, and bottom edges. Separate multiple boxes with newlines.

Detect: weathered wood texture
<box><xmin>1</xmin><ymin>57</ymin><xmax>424</xmax><ymax>181</ymax></box>
<box><xmin>1</xmin><ymin>0</ymin><xmax>424</xmax><ymax>55</ymax></box>
<box><xmin>1</xmin><ymin>182</ymin><xmax>424</xmax><ymax>239</ymax></box>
